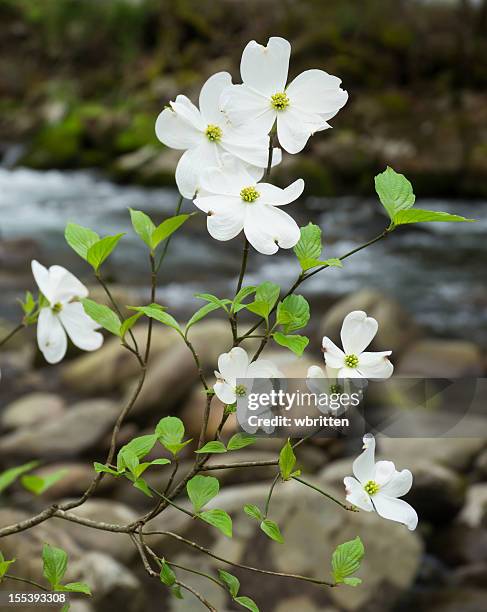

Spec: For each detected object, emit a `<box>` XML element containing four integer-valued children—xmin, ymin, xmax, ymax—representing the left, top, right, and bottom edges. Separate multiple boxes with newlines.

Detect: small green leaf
<box><xmin>129</xmin><ymin>304</ymin><xmax>181</xmax><ymax>333</ymax></box>
<box><xmin>117</xmin><ymin>434</ymin><xmax>158</xmax><ymax>471</ymax></box>
<box><xmin>21</xmin><ymin>469</ymin><xmax>68</xmax><ymax>495</ymax></box>
<box><xmin>232</xmin><ymin>286</ymin><xmax>257</xmax><ymax>313</ymax></box>
<box><xmin>374</xmin><ymin>166</ymin><xmax>415</xmax><ymax>220</ymax></box>
<box><xmin>151</xmin><ymin>214</ymin><xmax>190</xmax><ymax>249</ymax></box>
<box><xmin>120</xmin><ymin>312</ymin><xmax>143</xmax><ymax>339</ymax></box>
<box><xmin>171</xmin><ymin>585</ymin><xmax>183</xmax><ymax>599</ymax></box>
<box><xmin>260</xmin><ymin>519</ymin><xmax>284</xmax><ymax>543</ymax></box>
<box><xmin>20</xmin><ymin>291</ymin><xmax>36</xmax><ymax>315</ymax></box>
<box><xmin>93</xmin><ymin>463</ymin><xmax>119</xmax><ymax>476</ymax></box>
<box><xmin>65</xmin><ymin>223</ymin><xmax>99</xmax><ymax>261</ymax></box>
<box><xmin>393</xmin><ymin>208</ymin><xmax>474</xmax><ymax>225</ymax></box>
<box><xmin>246</xmin><ymin>301</ymin><xmax>272</xmax><ymax>320</ymax></box>
<box><xmin>129</xmin><ymin>209</ymin><xmax>156</xmax><ymax>248</ymax></box>
<box><xmin>195</xmin><ymin>441</ymin><xmax>227</xmax><ymax>454</ymax></box>
<box><xmin>273</xmin><ymin>332</ymin><xmax>309</xmax><ymax>356</ymax></box>
<box><xmin>321</xmin><ymin>258</ymin><xmax>343</xmax><ymax>268</ymax></box>
<box><xmin>293</xmin><ymin>223</ymin><xmax>323</xmax><ymax>270</ymax></box>
<box><xmin>42</xmin><ymin>544</ymin><xmax>68</xmax><ymax>588</ymax></box>
<box><xmin>243</xmin><ymin>504</ymin><xmax>262</xmax><ymax>521</ymax></box>
<box><xmin>156</xmin><ymin>416</ymin><xmax>189</xmax><ymax>456</ymax></box>
<box><xmin>235</xmin><ymin>595</ymin><xmax>260</xmax><ymax>612</ymax></box>
<box><xmin>160</xmin><ymin>559</ymin><xmax>176</xmax><ymax>586</ymax></box>
<box><xmin>61</xmin><ymin>582</ymin><xmax>92</xmax><ymax>595</ymax></box>
<box><xmin>276</xmin><ymin>295</ymin><xmax>310</xmax><ymax>333</ymax></box>
<box><xmin>87</xmin><ymin>233</ymin><xmax>125</xmax><ymax>271</ymax></box>
<box><xmin>132</xmin><ymin>477</ymin><xmax>153</xmax><ymax>497</ymax></box>
<box><xmin>187</xmin><ymin>475</ymin><xmax>219</xmax><ymax>512</ymax></box>
<box><xmin>343</xmin><ymin>576</ymin><xmax>362</xmax><ymax>586</ymax></box>
<box><xmin>246</xmin><ymin>282</ymin><xmax>280</xmax><ymax>320</ymax></box>
<box><xmin>227</xmin><ymin>433</ymin><xmax>257</xmax><ymax>451</ymax></box>
<box><xmin>0</xmin><ymin>553</ymin><xmax>15</xmax><ymax>578</ymax></box>
<box><xmin>194</xmin><ymin>293</ymin><xmax>232</xmax><ymax>311</ymax></box>
<box><xmin>279</xmin><ymin>439</ymin><xmax>297</xmax><ymax>481</ymax></box>
<box><xmin>331</xmin><ymin>536</ymin><xmax>365</xmax><ymax>585</ymax></box>
<box><xmin>81</xmin><ymin>299</ymin><xmax>121</xmax><ymax>336</ymax></box>
<box><xmin>199</xmin><ymin>509</ymin><xmax>232</xmax><ymax>538</ymax></box>
<box><xmin>0</xmin><ymin>460</ymin><xmax>39</xmax><ymax>493</ymax></box>
<box><xmin>185</xmin><ymin>302</ymin><xmax>221</xmax><ymax>333</ymax></box>
<box><xmin>218</xmin><ymin>569</ymin><xmax>240</xmax><ymax>597</ymax></box>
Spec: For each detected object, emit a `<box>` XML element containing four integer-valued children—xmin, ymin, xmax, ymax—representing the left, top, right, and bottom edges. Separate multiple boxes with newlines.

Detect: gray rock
<box><xmin>0</xmin><ymin>399</ymin><xmax>119</xmax><ymax>459</ymax></box>
<box><xmin>398</xmin><ymin>338</ymin><xmax>485</xmax><ymax>377</ymax></box>
<box><xmin>459</xmin><ymin>483</ymin><xmax>487</xmax><ymax>528</ymax></box>
<box><xmin>1</xmin><ymin>392</ymin><xmax>65</xmax><ymax>431</ymax></box>
<box><xmin>407</xmin><ymin>588</ymin><xmax>487</xmax><ymax>612</ymax></box>
<box><xmin>320</xmin><ymin>289</ymin><xmax>420</xmax><ymax>355</ymax></box>
<box><xmin>430</xmin><ymin>524</ymin><xmax>487</xmax><ymax>566</ymax></box>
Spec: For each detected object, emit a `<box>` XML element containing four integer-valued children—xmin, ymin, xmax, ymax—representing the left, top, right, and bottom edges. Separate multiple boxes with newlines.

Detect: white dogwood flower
<box><xmin>221</xmin><ymin>36</ymin><xmax>348</xmax><ymax>154</ymax></box>
<box><xmin>322</xmin><ymin>311</ymin><xmax>393</xmax><ymax>379</ymax></box>
<box><xmin>32</xmin><ymin>260</ymin><xmax>103</xmax><ymax>364</ymax></box>
<box><xmin>344</xmin><ymin>434</ymin><xmax>418</xmax><ymax>530</ymax></box>
<box><xmin>155</xmin><ymin>71</ymin><xmax>280</xmax><ymax>198</ymax></box>
<box><xmin>214</xmin><ymin>346</ymin><xmax>282</xmax><ymax>405</ymax></box>
<box><xmin>194</xmin><ymin>155</ymin><xmax>303</xmax><ymax>254</ymax></box>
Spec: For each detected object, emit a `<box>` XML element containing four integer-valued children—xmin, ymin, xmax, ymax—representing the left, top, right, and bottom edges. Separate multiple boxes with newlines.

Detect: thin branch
<box><xmin>292</xmin><ymin>476</ymin><xmax>358</xmax><ymax>512</ymax></box>
<box><xmin>200</xmin><ymin>459</ymin><xmax>278</xmax><ymax>471</ymax></box>
<box><xmin>3</xmin><ymin>574</ymin><xmax>49</xmax><ymax>592</ymax></box>
<box><xmin>0</xmin><ymin>323</ymin><xmax>25</xmax><ymax>349</ymax></box>
<box><xmin>176</xmin><ymin>579</ymin><xmax>218</xmax><ymax>611</ymax></box>
<box><xmin>156</xmin><ymin>194</ymin><xmax>184</xmax><ymax>272</ymax></box>
<box><xmin>264</xmin><ymin>474</ymin><xmax>280</xmax><ymax>518</ymax></box>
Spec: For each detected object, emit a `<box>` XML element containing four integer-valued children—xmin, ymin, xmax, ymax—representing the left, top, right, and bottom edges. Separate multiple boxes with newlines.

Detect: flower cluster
<box><xmin>156</xmin><ymin>36</ymin><xmax>348</xmax><ymax>255</ymax></box>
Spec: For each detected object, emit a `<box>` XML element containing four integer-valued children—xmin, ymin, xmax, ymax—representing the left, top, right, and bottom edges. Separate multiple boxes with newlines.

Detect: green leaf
<box><xmin>42</xmin><ymin>544</ymin><xmax>68</xmax><ymax>588</ymax></box>
<box><xmin>156</xmin><ymin>416</ymin><xmax>189</xmax><ymax>456</ymax></box>
<box><xmin>246</xmin><ymin>301</ymin><xmax>272</xmax><ymax>320</ymax></box>
<box><xmin>160</xmin><ymin>559</ymin><xmax>176</xmax><ymax>586</ymax></box>
<box><xmin>194</xmin><ymin>293</ymin><xmax>232</xmax><ymax>311</ymax></box>
<box><xmin>120</xmin><ymin>312</ymin><xmax>143</xmax><ymax>339</ymax></box>
<box><xmin>320</xmin><ymin>258</ymin><xmax>343</xmax><ymax>268</ymax></box>
<box><xmin>61</xmin><ymin>604</ymin><xmax>69</xmax><ymax>612</ymax></box>
<box><xmin>86</xmin><ymin>233</ymin><xmax>125</xmax><ymax>271</ymax></box>
<box><xmin>235</xmin><ymin>595</ymin><xmax>260</xmax><ymax>612</ymax></box>
<box><xmin>246</xmin><ymin>282</ymin><xmax>280</xmax><ymax>320</ymax></box>
<box><xmin>273</xmin><ymin>332</ymin><xmax>309</xmax><ymax>356</ymax></box>
<box><xmin>195</xmin><ymin>441</ymin><xmax>227</xmax><ymax>454</ymax></box>
<box><xmin>279</xmin><ymin>439</ymin><xmax>297</xmax><ymax>481</ymax></box>
<box><xmin>276</xmin><ymin>295</ymin><xmax>310</xmax><ymax>333</ymax></box>
<box><xmin>343</xmin><ymin>576</ymin><xmax>362</xmax><ymax>586</ymax></box>
<box><xmin>81</xmin><ymin>299</ymin><xmax>121</xmax><ymax>336</ymax></box>
<box><xmin>227</xmin><ymin>433</ymin><xmax>257</xmax><ymax>451</ymax></box>
<box><xmin>185</xmin><ymin>302</ymin><xmax>221</xmax><ymax>333</ymax></box>
<box><xmin>393</xmin><ymin>208</ymin><xmax>475</xmax><ymax>226</ymax></box>
<box><xmin>294</xmin><ymin>223</ymin><xmax>322</xmax><ymax>270</ymax></box>
<box><xmin>93</xmin><ymin>463</ymin><xmax>119</xmax><ymax>476</ymax></box>
<box><xmin>21</xmin><ymin>469</ymin><xmax>68</xmax><ymax>496</ymax></box>
<box><xmin>187</xmin><ymin>475</ymin><xmax>219</xmax><ymax>512</ymax></box>
<box><xmin>374</xmin><ymin>166</ymin><xmax>415</xmax><ymax>221</ymax></box>
<box><xmin>132</xmin><ymin>477</ymin><xmax>153</xmax><ymax>497</ymax></box>
<box><xmin>0</xmin><ymin>460</ymin><xmax>39</xmax><ymax>493</ymax></box>
<box><xmin>0</xmin><ymin>553</ymin><xmax>15</xmax><ymax>578</ymax></box>
<box><xmin>171</xmin><ymin>585</ymin><xmax>183</xmax><ymax>599</ymax></box>
<box><xmin>129</xmin><ymin>209</ymin><xmax>156</xmax><ymax>248</ymax></box>
<box><xmin>260</xmin><ymin>519</ymin><xmax>284</xmax><ymax>543</ymax></box>
<box><xmin>199</xmin><ymin>509</ymin><xmax>232</xmax><ymax>538</ymax></box>
<box><xmin>20</xmin><ymin>291</ymin><xmax>36</xmax><ymax>315</ymax></box>
<box><xmin>232</xmin><ymin>286</ymin><xmax>257</xmax><ymax>313</ymax></box>
<box><xmin>243</xmin><ymin>504</ymin><xmax>262</xmax><ymax>521</ymax></box>
<box><xmin>117</xmin><ymin>434</ymin><xmax>158</xmax><ymax>471</ymax></box>
<box><xmin>218</xmin><ymin>569</ymin><xmax>240</xmax><ymax>597</ymax></box>
<box><xmin>65</xmin><ymin>223</ymin><xmax>99</xmax><ymax>261</ymax></box>
<box><xmin>151</xmin><ymin>214</ymin><xmax>190</xmax><ymax>249</ymax></box>
<box><xmin>129</xmin><ymin>304</ymin><xmax>181</xmax><ymax>333</ymax></box>
<box><xmin>61</xmin><ymin>582</ymin><xmax>92</xmax><ymax>595</ymax></box>
<box><xmin>331</xmin><ymin>536</ymin><xmax>365</xmax><ymax>584</ymax></box>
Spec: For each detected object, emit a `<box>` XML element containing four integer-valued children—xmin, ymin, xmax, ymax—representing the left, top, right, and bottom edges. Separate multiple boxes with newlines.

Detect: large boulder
<box><xmin>0</xmin><ymin>399</ymin><xmax>119</xmax><ymax>459</ymax></box>
<box><xmin>0</xmin><ymin>392</ymin><xmax>65</xmax><ymax>431</ymax></box>
<box><xmin>319</xmin><ymin>289</ymin><xmax>420</xmax><ymax>355</ymax></box>
<box><xmin>397</xmin><ymin>339</ymin><xmax>485</xmax><ymax>377</ymax></box>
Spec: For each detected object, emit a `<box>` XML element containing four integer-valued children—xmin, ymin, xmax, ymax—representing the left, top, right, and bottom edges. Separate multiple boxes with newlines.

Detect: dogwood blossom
<box><xmin>221</xmin><ymin>36</ymin><xmax>348</xmax><ymax>154</ymax></box>
<box><xmin>32</xmin><ymin>260</ymin><xmax>103</xmax><ymax>364</ymax></box>
<box><xmin>344</xmin><ymin>434</ymin><xmax>418</xmax><ymax>530</ymax></box>
<box><xmin>155</xmin><ymin>71</ymin><xmax>280</xmax><ymax>198</ymax></box>
<box><xmin>322</xmin><ymin>311</ymin><xmax>393</xmax><ymax>379</ymax></box>
<box><xmin>194</xmin><ymin>155</ymin><xmax>303</xmax><ymax>254</ymax></box>
<box><xmin>214</xmin><ymin>346</ymin><xmax>282</xmax><ymax>405</ymax></box>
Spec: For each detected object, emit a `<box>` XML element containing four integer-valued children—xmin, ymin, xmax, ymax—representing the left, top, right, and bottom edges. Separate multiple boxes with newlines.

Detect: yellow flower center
<box><xmin>205</xmin><ymin>124</ymin><xmax>222</xmax><ymax>142</ymax></box>
<box><xmin>51</xmin><ymin>302</ymin><xmax>63</xmax><ymax>314</ymax></box>
<box><xmin>329</xmin><ymin>383</ymin><xmax>343</xmax><ymax>394</ymax></box>
<box><xmin>270</xmin><ymin>92</ymin><xmax>290</xmax><ymax>111</ymax></box>
<box><xmin>240</xmin><ymin>186</ymin><xmax>260</xmax><ymax>203</ymax></box>
<box><xmin>344</xmin><ymin>354</ymin><xmax>359</xmax><ymax>368</ymax></box>
<box><xmin>235</xmin><ymin>384</ymin><xmax>247</xmax><ymax>397</ymax></box>
<box><xmin>364</xmin><ymin>480</ymin><xmax>380</xmax><ymax>496</ymax></box>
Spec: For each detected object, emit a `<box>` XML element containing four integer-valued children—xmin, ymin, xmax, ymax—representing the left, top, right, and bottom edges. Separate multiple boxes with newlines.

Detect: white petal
<box><xmin>214</xmin><ymin>381</ymin><xmax>237</xmax><ymax>405</ymax></box>
<box><xmin>352</xmin><ymin>434</ymin><xmax>376</xmax><ymax>483</ymax></box>
<box><xmin>37</xmin><ymin>308</ymin><xmax>67</xmax><ymax>364</ymax></box>
<box><xmin>176</xmin><ymin>142</ymin><xmax>220</xmax><ymax>198</ymax></box>
<box><xmin>170</xmin><ymin>95</ymin><xmax>205</xmax><ymax>130</ymax></box>
<box><xmin>286</xmin><ymin>69</ymin><xmax>348</xmax><ymax>116</ymax></box>
<box><xmin>247</xmin><ymin>359</ymin><xmax>282</xmax><ymax>379</ymax></box>
<box><xmin>155</xmin><ymin>107</ymin><xmax>202</xmax><ymax>150</ymax></box>
<box><xmin>221</xmin><ymin>132</ymin><xmax>272</xmax><ymax>168</ymax></box>
<box><xmin>372</xmin><ymin>494</ymin><xmax>418</xmax><ymax>531</ymax></box>
<box><xmin>221</xmin><ymin>84</ymin><xmax>276</xmax><ymax>132</ymax></box>
<box><xmin>46</xmin><ymin>266</ymin><xmax>89</xmax><ymax>303</ymax></box>
<box><xmin>306</xmin><ymin>365</ymin><xmax>331</xmax><ymax>395</ymax></box>
<box><xmin>358</xmin><ymin>351</ymin><xmax>394</xmax><ymax>379</ymax></box>
<box><xmin>218</xmin><ymin>347</ymin><xmax>249</xmax><ymax>381</ymax></box>
<box><xmin>59</xmin><ymin>302</ymin><xmax>104</xmax><ymax>352</ymax></box>
<box><xmin>244</xmin><ymin>203</ymin><xmax>300</xmax><ymax>255</ymax></box>
<box><xmin>31</xmin><ymin>260</ymin><xmax>52</xmax><ymax>303</ymax></box>
<box><xmin>374</xmin><ymin>460</ymin><xmax>396</xmax><ymax>486</ymax></box>
<box><xmin>344</xmin><ymin>476</ymin><xmax>373</xmax><ymax>512</ymax></box>
<box><xmin>194</xmin><ymin>195</ymin><xmax>246</xmax><ymax>242</ymax></box>
<box><xmin>307</xmin><ymin>365</ymin><xmax>326</xmax><ymax>379</ymax></box>
<box><xmin>337</xmin><ymin>366</ymin><xmax>365</xmax><ymax>379</ymax></box>
<box><xmin>340</xmin><ymin>310</ymin><xmax>378</xmax><ymax>355</ymax></box>
<box><xmin>277</xmin><ymin>107</ymin><xmax>329</xmax><ymax>154</ymax></box>
<box><xmin>200</xmin><ymin>157</ymin><xmax>253</xmax><ymax>195</ymax></box>
<box><xmin>321</xmin><ymin>337</ymin><xmax>345</xmax><ymax>369</ymax></box>
<box><xmin>380</xmin><ymin>469</ymin><xmax>413</xmax><ymax>498</ymax></box>
<box><xmin>257</xmin><ymin>179</ymin><xmax>305</xmax><ymax>206</ymax></box>
<box><xmin>199</xmin><ymin>72</ymin><xmax>232</xmax><ymax>124</ymax></box>
<box><xmin>240</xmin><ymin>37</ymin><xmax>291</xmax><ymax>96</ymax></box>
